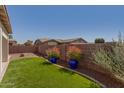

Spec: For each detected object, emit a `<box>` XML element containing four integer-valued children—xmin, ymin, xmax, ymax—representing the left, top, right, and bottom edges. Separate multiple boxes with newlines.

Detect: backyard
<box><xmin>0</xmin><ymin>57</ymin><xmax>100</xmax><ymax>88</ymax></box>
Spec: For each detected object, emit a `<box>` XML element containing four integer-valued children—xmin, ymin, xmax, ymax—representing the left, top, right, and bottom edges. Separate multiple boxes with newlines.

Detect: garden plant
<box><xmin>93</xmin><ymin>33</ymin><xmax>124</xmax><ymax>80</ymax></box>
<box><xmin>46</xmin><ymin>47</ymin><xmax>60</xmax><ymax>64</ymax></box>
<box><xmin>67</xmin><ymin>46</ymin><xmax>82</xmax><ymax>69</ymax></box>
<box><xmin>95</xmin><ymin>38</ymin><xmax>105</xmax><ymax>43</ymax></box>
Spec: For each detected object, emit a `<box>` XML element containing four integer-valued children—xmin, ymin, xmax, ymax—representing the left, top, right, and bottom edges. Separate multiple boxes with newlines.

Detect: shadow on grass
<box><xmin>58</xmin><ymin>67</ymin><xmax>75</xmax><ymax>75</ymax></box>
<box><xmin>42</xmin><ymin>61</ymin><xmax>52</xmax><ymax>66</ymax></box>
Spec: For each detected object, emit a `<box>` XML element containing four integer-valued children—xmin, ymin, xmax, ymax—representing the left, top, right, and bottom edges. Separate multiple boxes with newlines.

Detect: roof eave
<box><xmin>0</xmin><ymin>5</ymin><xmax>12</xmax><ymax>34</ymax></box>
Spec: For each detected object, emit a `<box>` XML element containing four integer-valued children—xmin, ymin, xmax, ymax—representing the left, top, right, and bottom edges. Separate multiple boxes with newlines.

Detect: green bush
<box><xmin>24</xmin><ymin>40</ymin><xmax>33</xmax><ymax>46</ymax></box>
<box><xmin>20</xmin><ymin>53</ymin><xmax>25</xmax><ymax>57</ymax></box>
<box><xmin>67</xmin><ymin>51</ymin><xmax>82</xmax><ymax>61</ymax></box>
<box><xmin>46</xmin><ymin>47</ymin><xmax>60</xmax><ymax>59</ymax></box>
<box><xmin>92</xmin><ymin>48</ymin><xmax>112</xmax><ymax>71</ymax></box>
<box><xmin>47</xmin><ymin>52</ymin><xmax>60</xmax><ymax>58</ymax></box>
<box><xmin>95</xmin><ymin>38</ymin><xmax>105</xmax><ymax>43</ymax></box>
<box><xmin>93</xmin><ymin>33</ymin><xmax>124</xmax><ymax>78</ymax></box>
<box><xmin>67</xmin><ymin>46</ymin><xmax>82</xmax><ymax>61</ymax></box>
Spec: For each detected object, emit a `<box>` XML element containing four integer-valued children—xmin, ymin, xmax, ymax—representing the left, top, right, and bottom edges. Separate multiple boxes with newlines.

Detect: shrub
<box><xmin>93</xmin><ymin>33</ymin><xmax>124</xmax><ymax>78</ymax></box>
<box><xmin>95</xmin><ymin>38</ymin><xmax>105</xmax><ymax>43</ymax></box>
<box><xmin>109</xmin><ymin>44</ymin><xmax>124</xmax><ymax>77</ymax></box>
<box><xmin>20</xmin><ymin>53</ymin><xmax>24</xmax><ymax>57</ymax></box>
<box><xmin>46</xmin><ymin>47</ymin><xmax>60</xmax><ymax>59</ymax></box>
<box><xmin>67</xmin><ymin>46</ymin><xmax>82</xmax><ymax>61</ymax></box>
<box><xmin>92</xmin><ymin>48</ymin><xmax>112</xmax><ymax>71</ymax></box>
<box><xmin>24</xmin><ymin>40</ymin><xmax>33</xmax><ymax>46</ymax></box>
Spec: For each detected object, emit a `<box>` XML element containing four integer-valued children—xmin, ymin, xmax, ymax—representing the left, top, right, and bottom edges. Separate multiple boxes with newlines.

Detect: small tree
<box><xmin>24</xmin><ymin>40</ymin><xmax>33</xmax><ymax>46</ymax></box>
<box><xmin>95</xmin><ymin>38</ymin><xmax>105</xmax><ymax>43</ymax></box>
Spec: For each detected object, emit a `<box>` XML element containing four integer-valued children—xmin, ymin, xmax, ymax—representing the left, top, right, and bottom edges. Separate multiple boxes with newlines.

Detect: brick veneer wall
<box><xmin>9</xmin><ymin>45</ymin><xmax>37</xmax><ymax>54</ymax></box>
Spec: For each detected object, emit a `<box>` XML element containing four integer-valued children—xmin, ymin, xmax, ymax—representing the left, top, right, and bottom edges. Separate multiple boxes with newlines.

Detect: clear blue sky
<box><xmin>7</xmin><ymin>5</ymin><xmax>124</xmax><ymax>43</ymax></box>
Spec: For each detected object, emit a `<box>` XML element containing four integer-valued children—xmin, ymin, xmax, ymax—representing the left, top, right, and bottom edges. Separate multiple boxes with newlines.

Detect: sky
<box><xmin>7</xmin><ymin>5</ymin><xmax>124</xmax><ymax>43</ymax></box>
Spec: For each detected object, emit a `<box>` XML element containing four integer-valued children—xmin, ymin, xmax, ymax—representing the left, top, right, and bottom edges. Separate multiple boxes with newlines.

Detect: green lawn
<box><xmin>0</xmin><ymin>57</ymin><xmax>100</xmax><ymax>88</ymax></box>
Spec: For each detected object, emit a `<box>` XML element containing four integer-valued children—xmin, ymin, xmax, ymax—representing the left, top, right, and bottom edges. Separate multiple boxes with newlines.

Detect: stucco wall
<box><xmin>0</xmin><ymin>20</ymin><xmax>9</xmax><ymax>75</ymax></box>
<box><xmin>0</xmin><ymin>21</ymin><xmax>8</xmax><ymax>38</ymax></box>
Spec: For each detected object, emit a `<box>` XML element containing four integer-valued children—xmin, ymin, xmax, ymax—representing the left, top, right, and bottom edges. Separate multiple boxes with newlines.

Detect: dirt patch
<box><xmin>57</xmin><ymin>60</ymin><xmax>124</xmax><ymax>88</ymax></box>
<box><xmin>10</xmin><ymin>53</ymin><xmax>38</xmax><ymax>61</ymax></box>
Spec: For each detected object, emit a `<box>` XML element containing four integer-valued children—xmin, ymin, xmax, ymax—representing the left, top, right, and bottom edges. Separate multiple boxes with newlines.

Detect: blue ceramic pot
<box><xmin>49</xmin><ymin>57</ymin><xmax>58</xmax><ymax>64</ymax></box>
<box><xmin>68</xmin><ymin>59</ymin><xmax>79</xmax><ymax>69</ymax></box>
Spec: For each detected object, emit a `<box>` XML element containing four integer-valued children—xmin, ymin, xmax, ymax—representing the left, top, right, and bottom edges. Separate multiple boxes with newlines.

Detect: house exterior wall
<box><xmin>0</xmin><ymin>21</ymin><xmax>8</xmax><ymax>38</ymax></box>
<box><xmin>70</xmin><ymin>39</ymin><xmax>87</xmax><ymax>44</ymax></box>
<box><xmin>0</xmin><ymin>19</ymin><xmax>9</xmax><ymax>74</ymax></box>
<box><xmin>0</xmin><ymin>5</ymin><xmax>12</xmax><ymax>81</ymax></box>
<box><xmin>0</xmin><ymin>25</ymin><xmax>2</xmax><ymax>73</ymax></box>
<box><xmin>34</xmin><ymin>40</ymin><xmax>42</xmax><ymax>46</ymax></box>
<box><xmin>35</xmin><ymin>40</ymin><xmax>59</xmax><ymax>46</ymax></box>
<box><xmin>47</xmin><ymin>41</ymin><xmax>58</xmax><ymax>45</ymax></box>
<box><xmin>2</xmin><ymin>36</ymin><xmax>8</xmax><ymax>62</ymax></box>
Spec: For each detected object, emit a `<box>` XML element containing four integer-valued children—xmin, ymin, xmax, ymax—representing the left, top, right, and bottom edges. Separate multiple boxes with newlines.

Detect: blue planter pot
<box><xmin>68</xmin><ymin>59</ymin><xmax>79</xmax><ymax>69</ymax></box>
<box><xmin>49</xmin><ymin>57</ymin><xmax>58</xmax><ymax>64</ymax></box>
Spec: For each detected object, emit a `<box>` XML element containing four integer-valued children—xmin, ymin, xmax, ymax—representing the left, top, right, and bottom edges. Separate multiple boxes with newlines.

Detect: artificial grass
<box><xmin>0</xmin><ymin>57</ymin><xmax>100</xmax><ymax>88</ymax></box>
